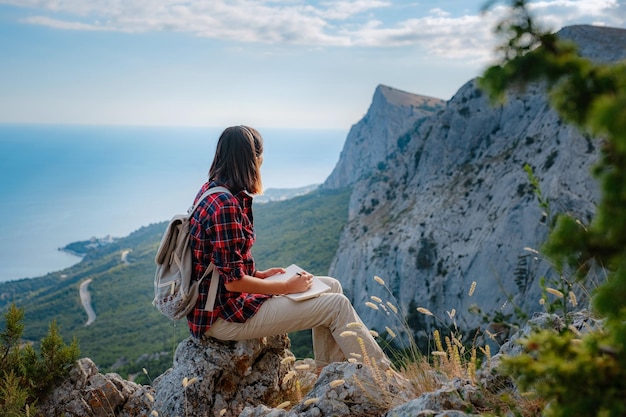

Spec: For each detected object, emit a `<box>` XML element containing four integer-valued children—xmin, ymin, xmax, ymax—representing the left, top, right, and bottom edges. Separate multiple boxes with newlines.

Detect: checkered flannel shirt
<box><xmin>186</xmin><ymin>181</ymin><xmax>270</xmax><ymax>338</ymax></box>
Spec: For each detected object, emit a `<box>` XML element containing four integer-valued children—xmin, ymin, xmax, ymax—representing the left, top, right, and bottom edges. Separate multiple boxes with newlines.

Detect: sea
<box><xmin>0</xmin><ymin>124</ymin><xmax>347</xmax><ymax>283</ymax></box>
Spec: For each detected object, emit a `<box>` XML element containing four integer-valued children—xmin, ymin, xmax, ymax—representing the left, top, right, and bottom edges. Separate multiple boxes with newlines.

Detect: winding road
<box><xmin>79</xmin><ymin>279</ymin><xmax>96</xmax><ymax>326</ymax></box>
<box><xmin>79</xmin><ymin>249</ymin><xmax>132</xmax><ymax>326</ymax></box>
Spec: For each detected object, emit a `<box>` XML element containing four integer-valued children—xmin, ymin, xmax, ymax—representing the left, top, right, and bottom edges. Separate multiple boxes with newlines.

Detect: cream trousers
<box><xmin>205</xmin><ymin>276</ymin><xmax>391</xmax><ymax>370</ymax></box>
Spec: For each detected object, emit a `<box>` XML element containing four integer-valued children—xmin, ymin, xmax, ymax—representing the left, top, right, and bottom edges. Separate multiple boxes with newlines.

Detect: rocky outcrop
<box><xmin>329</xmin><ymin>77</ymin><xmax>599</xmax><ymax>341</ymax></box>
<box><xmin>326</xmin><ymin>25</ymin><xmax>625</xmax><ymax>341</ymax></box>
<box><xmin>322</xmin><ymin>85</ymin><xmax>445</xmax><ymax>190</ymax></box>
<box><xmin>152</xmin><ymin>334</ymin><xmax>296</xmax><ymax>416</ymax></box>
<box><xmin>36</xmin><ymin>358</ymin><xmax>154</xmax><ymax>417</ymax></box>
<box><xmin>40</xmin><ymin>309</ymin><xmax>601</xmax><ymax>417</ymax></box>
<box><xmin>241</xmin><ymin>362</ymin><xmax>412</xmax><ymax>417</ymax></box>
<box><xmin>37</xmin><ymin>336</ymin><xmax>296</xmax><ymax>417</ymax></box>
<box><xmin>558</xmin><ymin>25</ymin><xmax>626</xmax><ymax>64</ymax></box>
<box><xmin>40</xmin><ymin>335</ymin><xmax>413</xmax><ymax>417</ymax></box>
<box><xmin>151</xmin><ymin>334</ymin><xmax>411</xmax><ymax>417</ymax></box>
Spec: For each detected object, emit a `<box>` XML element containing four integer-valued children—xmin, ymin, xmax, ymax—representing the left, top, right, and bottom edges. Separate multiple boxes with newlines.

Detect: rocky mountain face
<box><xmin>323</xmin><ymin>85</ymin><xmax>445</xmax><ymax>189</ymax></box>
<box><xmin>325</xmin><ymin>24</ymin><xmax>625</xmax><ymax>340</ymax></box>
<box><xmin>559</xmin><ymin>24</ymin><xmax>626</xmax><ymax>63</ymax></box>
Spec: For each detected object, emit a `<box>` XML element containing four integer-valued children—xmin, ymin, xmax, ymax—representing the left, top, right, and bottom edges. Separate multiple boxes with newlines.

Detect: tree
<box><xmin>479</xmin><ymin>1</ymin><xmax>626</xmax><ymax>416</ymax></box>
<box><xmin>0</xmin><ymin>304</ymin><xmax>80</xmax><ymax>416</ymax></box>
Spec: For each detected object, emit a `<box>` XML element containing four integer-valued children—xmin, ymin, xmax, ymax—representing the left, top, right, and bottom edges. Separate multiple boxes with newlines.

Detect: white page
<box><xmin>264</xmin><ymin>264</ymin><xmax>331</xmax><ymax>301</ymax></box>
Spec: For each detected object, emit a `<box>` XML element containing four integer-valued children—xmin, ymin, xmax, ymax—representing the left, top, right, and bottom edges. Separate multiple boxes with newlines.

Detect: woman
<box><xmin>187</xmin><ymin>125</ymin><xmax>393</xmax><ymax>372</ymax></box>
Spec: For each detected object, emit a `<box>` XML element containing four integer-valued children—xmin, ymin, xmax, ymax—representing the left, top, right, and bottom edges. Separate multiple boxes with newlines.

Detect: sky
<box><xmin>1</xmin><ymin>0</ymin><xmax>625</xmax><ymax>130</ymax></box>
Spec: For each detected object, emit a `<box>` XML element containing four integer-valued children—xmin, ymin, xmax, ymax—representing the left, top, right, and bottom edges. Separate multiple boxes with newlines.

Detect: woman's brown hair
<box><xmin>209</xmin><ymin>125</ymin><xmax>263</xmax><ymax>194</ymax></box>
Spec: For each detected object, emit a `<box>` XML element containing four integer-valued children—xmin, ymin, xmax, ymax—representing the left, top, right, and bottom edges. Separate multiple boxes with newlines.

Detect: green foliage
<box><xmin>0</xmin><ymin>370</ymin><xmax>33</xmax><ymax>417</ymax></box>
<box><xmin>0</xmin><ymin>304</ymin><xmax>79</xmax><ymax>417</ymax></box>
<box><xmin>21</xmin><ymin>321</ymin><xmax>80</xmax><ymax>399</ymax></box>
<box><xmin>523</xmin><ymin>164</ymin><xmax>549</xmax><ymax>217</ymax></box>
<box><xmin>253</xmin><ymin>187</ymin><xmax>352</xmax><ymax>275</ymax></box>
<box><xmin>480</xmin><ymin>1</ymin><xmax>626</xmax><ymax>415</ymax></box>
<box><xmin>501</xmin><ymin>329</ymin><xmax>626</xmax><ymax>417</ymax></box>
<box><xmin>286</xmin><ymin>329</ymin><xmax>313</xmax><ymax>359</ymax></box>
<box><xmin>0</xmin><ymin>304</ymin><xmax>24</xmax><ymax>371</ymax></box>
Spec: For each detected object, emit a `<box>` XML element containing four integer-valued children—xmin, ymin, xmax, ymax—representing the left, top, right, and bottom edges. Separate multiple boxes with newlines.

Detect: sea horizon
<box><xmin>0</xmin><ymin>124</ymin><xmax>347</xmax><ymax>283</ymax></box>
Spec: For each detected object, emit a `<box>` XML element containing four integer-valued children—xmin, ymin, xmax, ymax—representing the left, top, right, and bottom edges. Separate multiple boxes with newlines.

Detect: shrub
<box><xmin>0</xmin><ymin>303</ymin><xmax>80</xmax><ymax>416</ymax></box>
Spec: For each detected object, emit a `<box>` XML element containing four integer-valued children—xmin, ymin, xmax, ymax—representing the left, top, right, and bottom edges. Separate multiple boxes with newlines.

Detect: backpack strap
<box><xmin>196</xmin><ymin>262</ymin><xmax>219</xmax><ymax>312</ymax></box>
<box><xmin>189</xmin><ymin>185</ymin><xmax>232</xmax><ymax>313</ymax></box>
<box><xmin>204</xmin><ymin>266</ymin><xmax>220</xmax><ymax>312</ymax></box>
<box><xmin>188</xmin><ymin>186</ymin><xmax>231</xmax><ymax>216</ymax></box>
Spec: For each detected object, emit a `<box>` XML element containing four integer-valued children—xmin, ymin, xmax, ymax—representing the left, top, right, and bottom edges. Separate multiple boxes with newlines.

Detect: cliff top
<box><xmin>558</xmin><ymin>24</ymin><xmax>626</xmax><ymax>63</ymax></box>
<box><xmin>376</xmin><ymin>84</ymin><xmax>445</xmax><ymax>108</ymax></box>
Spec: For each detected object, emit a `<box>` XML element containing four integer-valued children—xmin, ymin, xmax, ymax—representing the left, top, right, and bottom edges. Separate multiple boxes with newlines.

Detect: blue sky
<box><xmin>1</xmin><ymin>0</ymin><xmax>624</xmax><ymax>129</ymax></box>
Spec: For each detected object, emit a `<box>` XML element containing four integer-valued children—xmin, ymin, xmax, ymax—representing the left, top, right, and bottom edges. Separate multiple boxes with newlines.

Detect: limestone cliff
<box><xmin>327</xmin><ymin>25</ymin><xmax>625</xmax><ymax>339</ymax></box>
<box><xmin>322</xmin><ymin>85</ymin><xmax>445</xmax><ymax>189</ymax></box>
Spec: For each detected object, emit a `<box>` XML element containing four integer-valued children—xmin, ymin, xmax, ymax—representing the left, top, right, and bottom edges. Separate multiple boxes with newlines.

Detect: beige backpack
<box><xmin>153</xmin><ymin>186</ymin><xmax>230</xmax><ymax>320</ymax></box>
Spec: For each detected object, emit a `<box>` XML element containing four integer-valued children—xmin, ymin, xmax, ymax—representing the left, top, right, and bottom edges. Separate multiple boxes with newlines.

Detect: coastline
<box><xmin>59</xmin><ymin>235</ymin><xmax>119</xmax><ymax>258</ymax></box>
<box><xmin>0</xmin><ymin>249</ymin><xmax>83</xmax><ymax>283</ymax></box>
<box><xmin>1</xmin><ymin>181</ymin><xmax>315</xmax><ymax>284</ymax></box>
<box><xmin>58</xmin><ymin>247</ymin><xmax>87</xmax><ymax>258</ymax></box>
<box><xmin>0</xmin><ymin>125</ymin><xmax>346</xmax><ymax>285</ymax></box>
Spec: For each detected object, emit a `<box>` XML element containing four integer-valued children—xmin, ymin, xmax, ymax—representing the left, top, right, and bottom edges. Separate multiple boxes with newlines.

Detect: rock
<box><xmin>293</xmin><ymin>357</ymin><xmax>318</xmax><ymax>392</ymax></box>
<box><xmin>36</xmin><ymin>358</ymin><xmax>154</xmax><ymax>417</ymax></box>
<box><xmin>558</xmin><ymin>25</ymin><xmax>626</xmax><ymax>64</ymax></box>
<box><xmin>489</xmin><ymin>309</ymin><xmax>602</xmax><ymax>369</ymax></box>
<box><xmin>38</xmin><ymin>310</ymin><xmax>602</xmax><ymax>417</ymax></box>
<box><xmin>241</xmin><ymin>362</ymin><xmax>413</xmax><ymax>417</ymax></box>
<box><xmin>384</xmin><ymin>377</ymin><xmax>484</xmax><ymax>417</ymax></box>
<box><xmin>471</xmin><ymin>310</ymin><xmax>605</xmax><ymax>416</ymax></box>
<box><xmin>323</xmin><ymin>84</ymin><xmax>445</xmax><ymax>190</ymax></box>
<box><xmin>152</xmin><ymin>334</ymin><xmax>297</xmax><ymax>417</ymax></box>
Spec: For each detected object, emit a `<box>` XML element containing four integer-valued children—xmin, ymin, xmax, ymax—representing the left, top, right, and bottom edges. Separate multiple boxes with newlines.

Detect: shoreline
<box><xmin>0</xmin><ymin>250</ymin><xmax>83</xmax><ymax>283</ymax></box>
<box><xmin>58</xmin><ymin>247</ymin><xmax>87</xmax><ymax>258</ymax></box>
<box><xmin>0</xmin><ymin>125</ymin><xmax>343</xmax><ymax>284</ymax></box>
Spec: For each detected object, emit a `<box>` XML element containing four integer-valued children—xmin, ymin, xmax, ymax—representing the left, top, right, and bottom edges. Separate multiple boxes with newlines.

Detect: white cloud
<box><xmin>3</xmin><ymin>0</ymin><xmax>624</xmax><ymax>61</ymax></box>
<box><xmin>429</xmin><ymin>8</ymin><xmax>451</xmax><ymax>18</ymax></box>
<box><xmin>529</xmin><ymin>0</ymin><xmax>623</xmax><ymax>28</ymax></box>
<box><xmin>317</xmin><ymin>0</ymin><xmax>390</xmax><ymax>20</ymax></box>
<box><xmin>23</xmin><ymin>15</ymin><xmax>112</xmax><ymax>31</ymax></box>
<box><xmin>532</xmin><ymin>0</ymin><xmax>618</xmax><ymax>16</ymax></box>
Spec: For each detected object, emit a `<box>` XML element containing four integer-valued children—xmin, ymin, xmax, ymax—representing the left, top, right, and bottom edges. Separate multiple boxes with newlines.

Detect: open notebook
<box><xmin>264</xmin><ymin>264</ymin><xmax>331</xmax><ymax>301</ymax></box>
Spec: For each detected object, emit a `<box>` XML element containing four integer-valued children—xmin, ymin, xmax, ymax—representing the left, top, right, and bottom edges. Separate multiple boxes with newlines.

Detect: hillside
<box><xmin>0</xmin><ymin>187</ymin><xmax>351</xmax><ymax>379</ymax></box>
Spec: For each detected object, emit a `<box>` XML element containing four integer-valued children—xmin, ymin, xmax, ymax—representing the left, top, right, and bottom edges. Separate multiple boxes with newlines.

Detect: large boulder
<box><xmin>152</xmin><ymin>334</ymin><xmax>297</xmax><ymax>417</ymax></box>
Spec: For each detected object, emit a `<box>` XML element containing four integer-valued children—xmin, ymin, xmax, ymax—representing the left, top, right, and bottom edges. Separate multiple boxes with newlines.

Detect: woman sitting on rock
<box><xmin>187</xmin><ymin>125</ymin><xmax>396</xmax><ymax>375</ymax></box>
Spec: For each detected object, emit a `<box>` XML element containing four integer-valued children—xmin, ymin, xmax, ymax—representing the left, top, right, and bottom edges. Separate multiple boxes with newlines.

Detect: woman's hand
<box><xmin>284</xmin><ymin>271</ymin><xmax>314</xmax><ymax>294</ymax></box>
<box><xmin>255</xmin><ymin>267</ymin><xmax>285</xmax><ymax>279</ymax></box>
<box><xmin>223</xmin><ymin>267</ymin><xmax>313</xmax><ymax>295</ymax></box>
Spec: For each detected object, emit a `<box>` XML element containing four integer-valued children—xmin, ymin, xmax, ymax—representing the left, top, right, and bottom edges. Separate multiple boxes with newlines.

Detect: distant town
<box><xmin>60</xmin><ymin>235</ymin><xmax>118</xmax><ymax>257</ymax></box>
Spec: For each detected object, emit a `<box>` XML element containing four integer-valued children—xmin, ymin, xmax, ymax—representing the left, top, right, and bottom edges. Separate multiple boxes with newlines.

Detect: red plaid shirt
<box><xmin>186</xmin><ymin>181</ymin><xmax>270</xmax><ymax>338</ymax></box>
